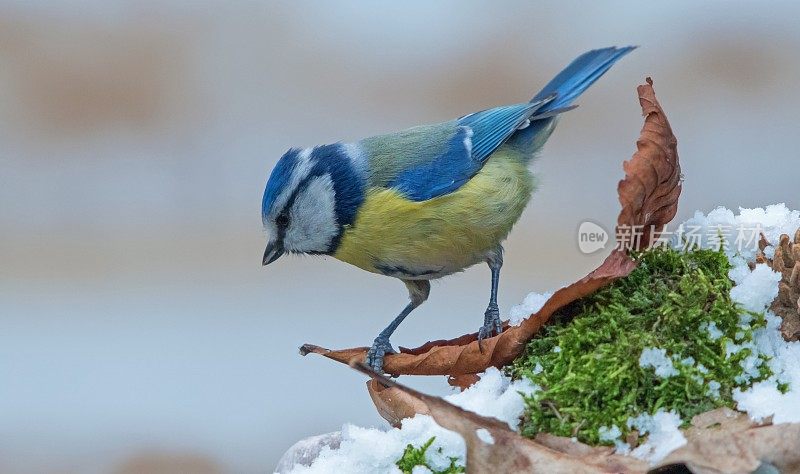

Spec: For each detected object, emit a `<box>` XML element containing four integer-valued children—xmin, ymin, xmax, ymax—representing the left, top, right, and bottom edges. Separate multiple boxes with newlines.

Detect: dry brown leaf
<box><xmin>300</xmin><ymin>249</ymin><xmax>636</xmax><ymax>376</ymax></box>
<box><xmin>366</xmin><ymin>379</ymin><xmax>429</xmax><ymax>428</ymax></box>
<box><xmin>447</xmin><ymin>373</ymin><xmax>481</xmax><ymax>391</ymax></box>
<box><xmin>682</xmin><ymin>407</ymin><xmax>760</xmax><ymax>439</ymax></box>
<box><xmin>534</xmin><ymin>433</ymin><xmax>621</xmax><ymax>459</ymax></box>
<box><xmin>655</xmin><ymin>408</ymin><xmax>800</xmax><ymax>474</ymax></box>
<box><xmin>351</xmin><ymin>362</ymin><xmax>648</xmax><ymax>474</ymax></box>
<box><xmin>617</xmin><ymin>78</ymin><xmax>681</xmax><ymax>251</ymax></box>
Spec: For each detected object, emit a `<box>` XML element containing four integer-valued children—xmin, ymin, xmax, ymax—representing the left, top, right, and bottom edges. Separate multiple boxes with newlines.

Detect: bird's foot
<box><xmin>366</xmin><ymin>336</ymin><xmax>397</xmax><ymax>373</ymax></box>
<box><xmin>478</xmin><ymin>302</ymin><xmax>503</xmax><ymax>343</ymax></box>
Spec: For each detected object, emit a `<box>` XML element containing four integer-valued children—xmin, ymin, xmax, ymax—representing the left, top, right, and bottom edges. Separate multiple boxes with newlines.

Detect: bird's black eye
<box><xmin>276</xmin><ymin>212</ymin><xmax>290</xmax><ymax>228</ymax></box>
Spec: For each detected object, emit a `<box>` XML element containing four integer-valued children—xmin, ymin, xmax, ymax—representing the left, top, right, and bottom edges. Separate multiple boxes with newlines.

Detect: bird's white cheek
<box><xmin>264</xmin><ymin>222</ymin><xmax>278</xmax><ymax>244</ymax></box>
<box><xmin>284</xmin><ymin>174</ymin><xmax>339</xmax><ymax>253</ymax></box>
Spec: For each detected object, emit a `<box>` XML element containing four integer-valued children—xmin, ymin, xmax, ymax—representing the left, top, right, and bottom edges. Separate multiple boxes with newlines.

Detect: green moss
<box><xmin>395</xmin><ymin>437</ymin><xmax>464</xmax><ymax>474</ymax></box>
<box><xmin>510</xmin><ymin>247</ymin><xmax>771</xmax><ymax>445</ymax></box>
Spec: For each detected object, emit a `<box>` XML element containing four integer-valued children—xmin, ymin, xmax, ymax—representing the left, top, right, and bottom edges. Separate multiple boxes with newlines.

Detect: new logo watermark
<box><xmin>577</xmin><ymin>221</ymin><xmax>609</xmax><ymax>254</ymax></box>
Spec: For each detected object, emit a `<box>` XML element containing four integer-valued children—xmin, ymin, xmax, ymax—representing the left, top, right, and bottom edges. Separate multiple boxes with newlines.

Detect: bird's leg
<box><xmin>366</xmin><ymin>279</ymin><xmax>430</xmax><ymax>373</ymax></box>
<box><xmin>478</xmin><ymin>247</ymin><xmax>504</xmax><ymax>343</ymax></box>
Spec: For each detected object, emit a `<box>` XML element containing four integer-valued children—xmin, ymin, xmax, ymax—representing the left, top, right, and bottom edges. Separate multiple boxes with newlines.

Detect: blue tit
<box><xmin>261</xmin><ymin>46</ymin><xmax>634</xmax><ymax>372</ymax></box>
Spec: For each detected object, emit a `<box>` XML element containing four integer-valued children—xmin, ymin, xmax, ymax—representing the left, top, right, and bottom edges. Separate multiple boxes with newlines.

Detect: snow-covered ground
<box><xmin>677</xmin><ymin>205</ymin><xmax>800</xmax><ymax>427</ymax></box>
<box><xmin>277</xmin><ymin>204</ymin><xmax>800</xmax><ymax>473</ymax></box>
<box><xmin>278</xmin><ymin>368</ymin><xmax>536</xmax><ymax>473</ymax></box>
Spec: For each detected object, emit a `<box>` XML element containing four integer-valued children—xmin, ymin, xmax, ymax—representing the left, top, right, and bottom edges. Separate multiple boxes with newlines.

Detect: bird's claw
<box><xmin>366</xmin><ymin>336</ymin><xmax>396</xmax><ymax>373</ymax></box>
<box><xmin>478</xmin><ymin>303</ymin><xmax>503</xmax><ymax>345</ymax></box>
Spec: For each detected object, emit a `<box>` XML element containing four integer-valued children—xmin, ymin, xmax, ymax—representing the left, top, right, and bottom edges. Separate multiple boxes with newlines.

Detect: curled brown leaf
<box><xmin>617</xmin><ymin>78</ymin><xmax>681</xmax><ymax>251</ymax></box>
<box><xmin>366</xmin><ymin>379</ymin><xmax>429</xmax><ymax>428</ymax></box>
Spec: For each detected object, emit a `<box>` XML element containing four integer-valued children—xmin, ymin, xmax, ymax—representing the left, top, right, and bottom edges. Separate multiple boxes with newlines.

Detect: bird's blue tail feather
<box><xmin>531</xmin><ymin>46</ymin><xmax>636</xmax><ymax>114</ymax></box>
<box><xmin>506</xmin><ymin>46</ymin><xmax>634</xmax><ymax>156</ymax></box>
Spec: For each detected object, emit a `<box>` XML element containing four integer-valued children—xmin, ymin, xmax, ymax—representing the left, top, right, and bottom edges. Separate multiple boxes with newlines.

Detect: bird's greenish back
<box><xmin>358</xmin><ymin>122</ymin><xmax>457</xmax><ymax>189</ymax></box>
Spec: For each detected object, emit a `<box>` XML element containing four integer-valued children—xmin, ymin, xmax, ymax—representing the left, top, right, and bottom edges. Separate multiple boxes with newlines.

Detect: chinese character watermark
<box><xmin>577</xmin><ymin>221</ymin><xmax>766</xmax><ymax>254</ymax></box>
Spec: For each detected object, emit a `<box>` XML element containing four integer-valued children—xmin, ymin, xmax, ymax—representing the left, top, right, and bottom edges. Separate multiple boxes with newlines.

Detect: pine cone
<box><xmin>754</xmin><ymin>229</ymin><xmax>800</xmax><ymax>341</ymax></box>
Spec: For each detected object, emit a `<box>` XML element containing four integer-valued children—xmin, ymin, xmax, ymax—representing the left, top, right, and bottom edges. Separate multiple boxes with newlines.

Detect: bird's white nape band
<box><xmin>341</xmin><ymin>142</ymin><xmax>368</xmax><ymax>178</ymax></box>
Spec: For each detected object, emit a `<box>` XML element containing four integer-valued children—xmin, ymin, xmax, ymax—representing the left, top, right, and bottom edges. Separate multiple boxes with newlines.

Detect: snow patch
<box><xmin>446</xmin><ymin>367</ymin><xmax>538</xmax><ymax>431</ymax></box>
<box><xmin>734</xmin><ymin>337</ymin><xmax>800</xmax><ymax>424</ymax></box>
<box><xmin>509</xmin><ymin>291</ymin><xmax>553</xmax><ymax>326</ymax></box>
<box><xmin>282</xmin><ymin>367</ymin><xmax>536</xmax><ymax>473</ymax></box>
<box><xmin>730</xmin><ymin>264</ymin><xmax>781</xmax><ymax>314</ymax></box>
<box><xmin>627</xmin><ymin>411</ymin><xmax>687</xmax><ymax>464</ymax></box>
<box><xmin>707</xmin><ymin>380</ymin><xmax>721</xmax><ymax>399</ymax></box>
<box><xmin>598</xmin><ymin>425</ymin><xmax>621</xmax><ymax>442</ymax></box>
<box><xmin>475</xmin><ymin>428</ymin><xmax>495</xmax><ymax>445</ymax></box>
<box><xmin>677</xmin><ymin>204</ymin><xmax>800</xmax><ymax>261</ymax></box>
<box><xmin>699</xmin><ymin>321</ymin><xmax>723</xmax><ymax>341</ymax></box>
<box><xmin>639</xmin><ymin>347</ymin><xmax>678</xmax><ymax>378</ymax></box>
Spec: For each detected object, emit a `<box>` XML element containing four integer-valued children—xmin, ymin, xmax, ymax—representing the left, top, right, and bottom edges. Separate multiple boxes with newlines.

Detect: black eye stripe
<box><xmin>276</xmin><ymin>212</ymin><xmax>290</xmax><ymax>228</ymax></box>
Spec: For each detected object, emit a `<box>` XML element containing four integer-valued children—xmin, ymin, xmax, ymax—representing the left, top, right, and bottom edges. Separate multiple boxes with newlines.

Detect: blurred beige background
<box><xmin>2</xmin><ymin>1</ymin><xmax>799</xmax><ymax>472</ymax></box>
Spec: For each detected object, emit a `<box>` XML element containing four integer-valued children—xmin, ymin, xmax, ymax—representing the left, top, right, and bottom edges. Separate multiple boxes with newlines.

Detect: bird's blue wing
<box><xmin>456</xmin><ymin>99</ymin><xmax>552</xmax><ymax>163</ymax></box>
<box><xmin>380</xmin><ymin>46</ymin><xmax>634</xmax><ymax>202</ymax></box>
<box><xmin>386</xmin><ymin>125</ymin><xmax>479</xmax><ymax>201</ymax></box>
<box><xmin>388</xmin><ymin>98</ymin><xmax>552</xmax><ymax>201</ymax></box>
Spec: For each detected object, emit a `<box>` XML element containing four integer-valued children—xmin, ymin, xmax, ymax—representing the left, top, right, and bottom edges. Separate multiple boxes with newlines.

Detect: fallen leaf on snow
<box><xmin>351</xmin><ymin>362</ymin><xmax>648</xmax><ymax>474</ymax></box>
<box><xmin>655</xmin><ymin>407</ymin><xmax>800</xmax><ymax>474</ymax></box>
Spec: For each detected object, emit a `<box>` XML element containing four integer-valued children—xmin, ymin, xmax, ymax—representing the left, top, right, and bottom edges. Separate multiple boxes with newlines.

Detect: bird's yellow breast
<box><xmin>333</xmin><ymin>148</ymin><xmax>535</xmax><ymax>279</ymax></box>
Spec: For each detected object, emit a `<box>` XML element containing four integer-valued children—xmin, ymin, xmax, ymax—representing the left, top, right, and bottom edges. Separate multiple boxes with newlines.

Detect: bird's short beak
<box><xmin>262</xmin><ymin>241</ymin><xmax>284</xmax><ymax>266</ymax></box>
